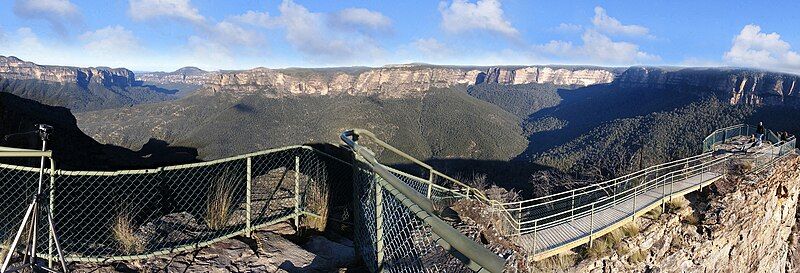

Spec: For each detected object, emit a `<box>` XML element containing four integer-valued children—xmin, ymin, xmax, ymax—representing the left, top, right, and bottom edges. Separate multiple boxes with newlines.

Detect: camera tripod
<box><xmin>1</xmin><ymin>124</ymin><xmax>68</xmax><ymax>273</ymax></box>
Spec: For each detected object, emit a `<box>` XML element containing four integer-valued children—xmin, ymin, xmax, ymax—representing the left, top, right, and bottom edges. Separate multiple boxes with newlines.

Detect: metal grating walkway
<box><xmin>518</xmin><ymin>171</ymin><xmax>722</xmax><ymax>256</ymax></box>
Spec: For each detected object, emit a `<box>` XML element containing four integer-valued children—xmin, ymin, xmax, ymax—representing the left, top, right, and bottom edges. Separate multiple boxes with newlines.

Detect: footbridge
<box><xmin>0</xmin><ymin>124</ymin><xmax>795</xmax><ymax>273</ymax></box>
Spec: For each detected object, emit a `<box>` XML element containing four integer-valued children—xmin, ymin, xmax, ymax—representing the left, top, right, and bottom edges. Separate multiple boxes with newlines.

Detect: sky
<box><xmin>1</xmin><ymin>0</ymin><xmax>800</xmax><ymax>73</ymax></box>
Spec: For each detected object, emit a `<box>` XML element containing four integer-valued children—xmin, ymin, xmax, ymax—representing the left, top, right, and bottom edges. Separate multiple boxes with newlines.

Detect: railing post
<box><xmin>294</xmin><ymin>156</ymin><xmax>301</xmax><ymax>230</ymax></box>
<box><xmin>375</xmin><ymin>175</ymin><xmax>385</xmax><ymax>269</ymax></box>
<box><xmin>570</xmin><ymin>189</ymin><xmax>575</xmax><ymax>222</ymax></box>
<box><xmin>589</xmin><ymin>202</ymin><xmax>595</xmax><ymax>248</ymax></box>
<box><xmin>246</xmin><ymin>156</ymin><xmax>252</xmax><ymax>237</ymax></box>
<box><xmin>632</xmin><ymin>185</ymin><xmax>637</xmax><ymax>221</ymax></box>
<box><xmin>670</xmin><ymin>175</ymin><xmax>675</xmax><ymax>201</ymax></box>
<box><xmin>426</xmin><ymin>171</ymin><xmax>434</xmax><ymax>199</ymax></box>
<box><xmin>532</xmin><ymin>220</ymin><xmax>538</xmax><ymax>255</ymax></box>
<box><xmin>661</xmin><ymin>174</ymin><xmax>666</xmax><ymax>212</ymax></box>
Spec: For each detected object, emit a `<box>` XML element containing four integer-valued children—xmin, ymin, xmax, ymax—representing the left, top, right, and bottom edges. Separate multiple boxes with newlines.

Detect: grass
<box><xmin>534</xmin><ymin>252</ymin><xmax>577</xmax><ymax>271</ymax></box>
<box><xmin>620</xmin><ymin>222</ymin><xmax>640</xmax><ymax>237</ymax></box>
<box><xmin>0</xmin><ymin>234</ymin><xmax>15</xmax><ymax>264</ymax></box>
<box><xmin>628</xmin><ymin>249</ymin><xmax>647</xmax><ymax>263</ymax></box>
<box><xmin>205</xmin><ymin>172</ymin><xmax>237</xmax><ymax>230</ymax></box>
<box><xmin>585</xmin><ymin>238</ymin><xmax>611</xmax><ymax>259</ymax></box>
<box><xmin>643</xmin><ymin>205</ymin><xmax>663</xmax><ymax>220</ymax></box>
<box><xmin>112</xmin><ymin>212</ymin><xmax>145</xmax><ymax>254</ymax></box>
<box><xmin>666</xmin><ymin>197</ymin><xmax>689</xmax><ymax>213</ymax></box>
<box><xmin>683</xmin><ymin>213</ymin><xmax>700</xmax><ymax>225</ymax></box>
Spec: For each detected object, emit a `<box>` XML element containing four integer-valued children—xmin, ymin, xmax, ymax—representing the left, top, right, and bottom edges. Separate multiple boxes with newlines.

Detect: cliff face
<box><xmin>616</xmin><ymin>67</ymin><xmax>800</xmax><ymax>106</ymax></box>
<box><xmin>139</xmin><ymin>65</ymin><xmax>617</xmax><ymax>98</ymax></box>
<box><xmin>0</xmin><ymin>55</ymin><xmax>137</xmax><ymax>89</ymax></box>
<box><xmin>567</xmin><ymin>154</ymin><xmax>800</xmax><ymax>273</ymax></box>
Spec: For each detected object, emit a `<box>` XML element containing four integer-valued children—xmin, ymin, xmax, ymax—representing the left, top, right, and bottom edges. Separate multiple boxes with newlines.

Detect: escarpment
<box><xmin>0</xmin><ymin>55</ymin><xmax>137</xmax><ymax>88</ymax></box>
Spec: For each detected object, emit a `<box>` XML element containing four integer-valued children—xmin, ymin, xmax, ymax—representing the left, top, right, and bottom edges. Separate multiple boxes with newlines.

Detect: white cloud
<box><xmin>330</xmin><ymin>8</ymin><xmax>392</xmax><ymax>32</ymax></box>
<box><xmin>411</xmin><ymin>38</ymin><xmax>453</xmax><ymax>60</ymax></box>
<box><xmin>128</xmin><ymin>0</ymin><xmax>204</xmax><ymax>23</ymax></box>
<box><xmin>536</xmin><ymin>29</ymin><xmax>659</xmax><ymax>65</ymax></box>
<box><xmin>185</xmin><ymin>35</ymin><xmax>234</xmax><ymax>68</ymax></box>
<box><xmin>229</xmin><ymin>11</ymin><xmax>273</xmax><ymax>27</ymax></box>
<box><xmin>275</xmin><ymin>0</ymin><xmax>383</xmax><ymax>62</ymax></box>
<box><xmin>439</xmin><ymin>0</ymin><xmax>519</xmax><ymax>39</ymax></box>
<box><xmin>13</xmin><ymin>0</ymin><xmax>81</xmax><ymax>36</ymax></box>
<box><xmin>723</xmin><ymin>24</ymin><xmax>800</xmax><ymax>73</ymax></box>
<box><xmin>591</xmin><ymin>7</ymin><xmax>651</xmax><ymax>38</ymax></box>
<box><xmin>553</xmin><ymin>23</ymin><xmax>583</xmax><ymax>33</ymax></box>
<box><xmin>80</xmin><ymin>26</ymin><xmax>139</xmax><ymax>54</ymax></box>
<box><xmin>536</xmin><ymin>7</ymin><xmax>659</xmax><ymax>65</ymax></box>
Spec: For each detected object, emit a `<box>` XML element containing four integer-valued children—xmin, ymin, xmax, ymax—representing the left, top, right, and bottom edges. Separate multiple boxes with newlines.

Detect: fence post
<box><xmin>375</xmin><ymin>175</ymin><xmax>385</xmax><ymax>270</ymax></box>
<box><xmin>426</xmin><ymin>171</ymin><xmax>434</xmax><ymax>199</ymax></box>
<box><xmin>246</xmin><ymin>157</ymin><xmax>252</xmax><ymax>237</ymax></box>
<box><xmin>294</xmin><ymin>156</ymin><xmax>301</xmax><ymax>230</ymax></box>
<box><xmin>48</xmin><ymin>165</ymin><xmax>55</xmax><ymax>267</ymax></box>
<box><xmin>589</xmin><ymin>202</ymin><xmax>595</xmax><ymax>248</ymax></box>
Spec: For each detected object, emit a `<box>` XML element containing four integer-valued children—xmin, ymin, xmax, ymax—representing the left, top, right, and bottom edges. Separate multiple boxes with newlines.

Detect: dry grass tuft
<box><xmin>205</xmin><ymin>172</ymin><xmax>237</xmax><ymax>230</ymax></box>
<box><xmin>643</xmin><ymin>205</ymin><xmax>663</xmax><ymax>220</ymax></box>
<box><xmin>620</xmin><ymin>222</ymin><xmax>640</xmax><ymax>237</ymax></box>
<box><xmin>628</xmin><ymin>249</ymin><xmax>647</xmax><ymax>263</ymax></box>
<box><xmin>585</xmin><ymin>238</ymin><xmax>611</xmax><ymax>258</ymax></box>
<box><xmin>533</xmin><ymin>252</ymin><xmax>577</xmax><ymax>271</ymax></box>
<box><xmin>683</xmin><ymin>213</ymin><xmax>700</xmax><ymax>225</ymax></box>
<box><xmin>666</xmin><ymin>197</ymin><xmax>689</xmax><ymax>212</ymax></box>
<box><xmin>112</xmin><ymin>213</ymin><xmax>145</xmax><ymax>254</ymax></box>
<box><xmin>0</xmin><ymin>234</ymin><xmax>14</xmax><ymax>264</ymax></box>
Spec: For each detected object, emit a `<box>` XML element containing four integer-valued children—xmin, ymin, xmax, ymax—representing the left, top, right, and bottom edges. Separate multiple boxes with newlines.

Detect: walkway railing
<box><xmin>339</xmin><ymin>124</ymin><xmax>796</xmax><ymax>262</ymax></box>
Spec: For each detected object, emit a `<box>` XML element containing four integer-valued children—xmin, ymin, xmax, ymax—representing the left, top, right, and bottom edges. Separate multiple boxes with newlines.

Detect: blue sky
<box><xmin>1</xmin><ymin>0</ymin><xmax>799</xmax><ymax>73</ymax></box>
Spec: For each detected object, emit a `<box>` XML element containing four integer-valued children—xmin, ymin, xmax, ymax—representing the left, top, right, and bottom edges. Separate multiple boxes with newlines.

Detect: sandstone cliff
<box><xmin>138</xmin><ymin>65</ymin><xmax>618</xmax><ymax>98</ymax></box>
<box><xmin>616</xmin><ymin>67</ymin><xmax>800</xmax><ymax>107</ymax></box>
<box><xmin>558</xmin><ymin>154</ymin><xmax>800</xmax><ymax>273</ymax></box>
<box><xmin>0</xmin><ymin>55</ymin><xmax>137</xmax><ymax>89</ymax></box>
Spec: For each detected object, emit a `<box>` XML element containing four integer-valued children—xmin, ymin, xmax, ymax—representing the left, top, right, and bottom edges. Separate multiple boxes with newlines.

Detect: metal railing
<box><xmin>0</xmin><ymin>145</ymin><xmax>350</xmax><ymax>263</ymax></box>
<box><xmin>337</xmin><ymin>124</ymin><xmax>796</xmax><ymax>262</ymax></box>
<box><xmin>343</xmin><ymin>130</ymin><xmax>507</xmax><ymax>273</ymax></box>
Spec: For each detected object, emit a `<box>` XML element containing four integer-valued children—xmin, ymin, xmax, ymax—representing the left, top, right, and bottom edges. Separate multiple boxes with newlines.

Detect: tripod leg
<box><xmin>1</xmin><ymin>202</ymin><xmax>35</xmax><ymax>271</ymax></box>
<box><xmin>46</xmin><ymin>207</ymin><xmax>68</xmax><ymax>273</ymax></box>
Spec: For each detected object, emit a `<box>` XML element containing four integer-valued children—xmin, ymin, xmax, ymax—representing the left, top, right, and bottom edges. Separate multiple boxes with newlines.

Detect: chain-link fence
<box><xmin>0</xmin><ymin>145</ymin><xmax>350</xmax><ymax>263</ymax></box>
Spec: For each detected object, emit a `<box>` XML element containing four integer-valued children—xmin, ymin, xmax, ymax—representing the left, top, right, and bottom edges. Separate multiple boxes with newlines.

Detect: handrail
<box><xmin>341</xmin><ymin>130</ymin><xmax>507</xmax><ymax>273</ymax></box>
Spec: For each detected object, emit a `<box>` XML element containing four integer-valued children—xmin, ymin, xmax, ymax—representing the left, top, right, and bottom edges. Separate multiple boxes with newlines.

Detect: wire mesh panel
<box><xmin>0</xmin><ymin>146</ymin><xmax>336</xmax><ymax>262</ymax></box>
<box><xmin>353</xmin><ymin>161</ymin><xmax>475</xmax><ymax>273</ymax></box>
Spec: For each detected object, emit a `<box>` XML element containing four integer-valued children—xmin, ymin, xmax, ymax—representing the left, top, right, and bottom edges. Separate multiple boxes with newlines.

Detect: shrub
<box><xmin>205</xmin><ymin>172</ymin><xmax>237</xmax><ymax>230</ymax></box>
<box><xmin>112</xmin><ymin>213</ymin><xmax>145</xmax><ymax>254</ymax></box>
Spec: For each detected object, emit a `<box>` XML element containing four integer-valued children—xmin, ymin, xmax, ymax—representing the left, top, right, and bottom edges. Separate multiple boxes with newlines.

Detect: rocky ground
<box><xmin>539</xmin><ymin>154</ymin><xmax>800</xmax><ymax>273</ymax></box>
<box><xmin>71</xmin><ymin>222</ymin><xmax>365</xmax><ymax>273</ymax></box>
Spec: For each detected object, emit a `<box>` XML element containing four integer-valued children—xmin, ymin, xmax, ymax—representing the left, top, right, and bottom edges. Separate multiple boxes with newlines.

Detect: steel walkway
<box><xmin>518</xmin><ymin>171</ymin><xmax>722</xmax><ymax>257</ymax></box>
